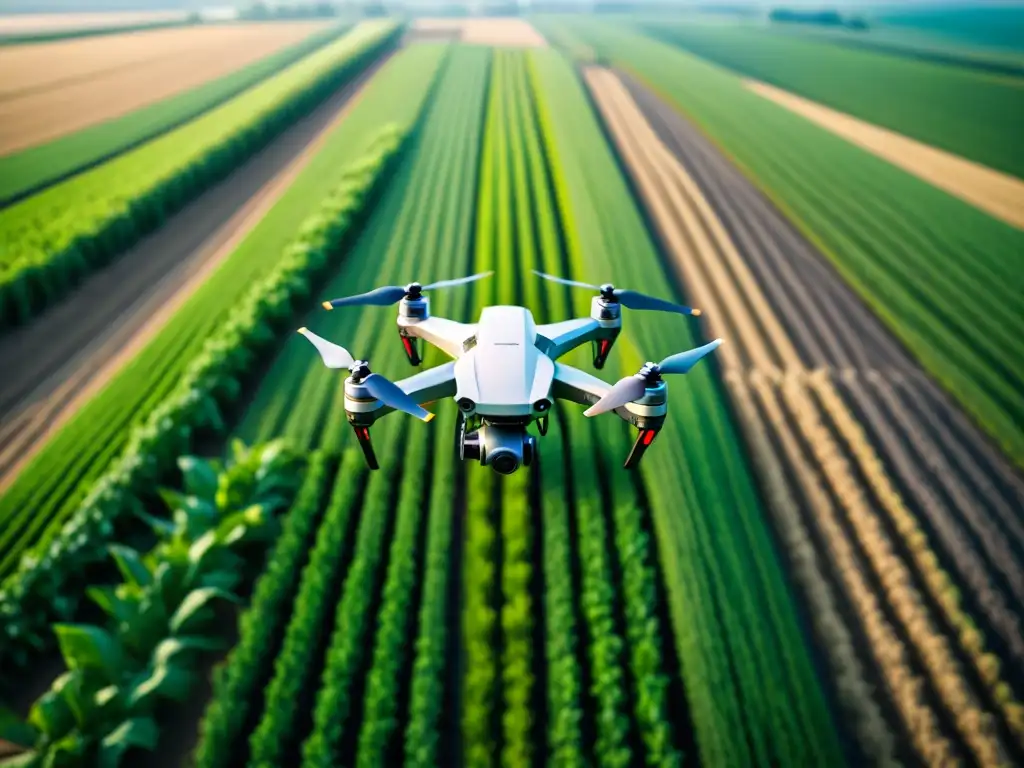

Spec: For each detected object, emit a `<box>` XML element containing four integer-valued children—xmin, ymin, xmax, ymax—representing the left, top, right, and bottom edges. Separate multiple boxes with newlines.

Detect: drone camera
<box><xmin>533</xmin><ymin>398</ymin><xmax>551</xmax><ymax>413</ymax></box>
<box><xmin>461</xmin><ymin>424</ymin><xmax>535</xmax><ymax>475</ymax></box>
<box><xmin>457</xmin><ymin>397</ymin><xmax>476</xmax><ymax>413</ymax></box>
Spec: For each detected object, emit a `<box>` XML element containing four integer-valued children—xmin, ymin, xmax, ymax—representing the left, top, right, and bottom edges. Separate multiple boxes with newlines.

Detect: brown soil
<box><xmin>586</xmin><ymin>65</ymin><xmax>1024</xmax><ymax>765</ymax></box>
<box><xmin>411</xmin><ymin>17</ymin><xmax>546</xmax><ymax>48</ymax></box>
<box><xmin>744</xmin><ymin>79</ymin><xmax>1024</xmax><ymax>230</ymax></box>
<box><xmin>0</xmin><ymin>21</ymin><xmax>332</xmax><ymax>155</ymax></box>
<box><xmin>0</xmin><ymin>53</ymin><xmax>389</xmax><ymax>493</ymax></box>
<box><xmin>0</xmin><ymin>11</ymin><xmax>186</xmax><ymax>34</ymax></box>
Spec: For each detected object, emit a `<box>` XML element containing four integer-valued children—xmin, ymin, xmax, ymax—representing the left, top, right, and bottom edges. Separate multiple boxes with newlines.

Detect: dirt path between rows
<box><xmin>744</xmin><ymin>79</ymin><xmax>1024</xmax><ymax>230</ymax></box>
<box><xmin>587</xmin><ymin>65</ymin><xmax>1024</xmax><ymax>767</ymax></box>
<box><xmin>0</xmin><ymin>54</ymin><xmax>390</xmax><ymax>492</ymax></box>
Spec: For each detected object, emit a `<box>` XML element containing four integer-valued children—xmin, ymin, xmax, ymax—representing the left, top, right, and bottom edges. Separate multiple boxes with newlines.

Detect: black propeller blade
<box><xmin>532</xmin><ymin>270</ymin><xmax>701</xmax><ymax>316</ymax></box>
<box><xmin>584</xmin><ymin>338</ymin><xmax>723</xmax><ymax>416</ymax></box>
<box><xmin>296</xmin><ymin>328</ymin><xmax>434</xmax><ymax>422</ymax></box>
<box><xmin>322</xmin><ymin>271</ymin><xmax>494</xmax><ymax>310</ymax></box>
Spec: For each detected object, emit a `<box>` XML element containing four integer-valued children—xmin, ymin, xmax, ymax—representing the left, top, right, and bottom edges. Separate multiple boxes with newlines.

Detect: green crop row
<box><xmin>528</xmin><ymin>45</ymin><xmax>846</xmax><ymax>766</ymax></box>
<box><xmin>490</xmin><ymin>51</ymin><xmax>537</xmax><ymax>768</ymax></box>
<box><xmin>0</xmin><ymin>43</ymin><xmax>446</xmax><ymax>588</ymax></box>
<box><xmin>244</xmin><ymin>446</ymin><xmax>371</xmax><ymax>768</ymax></box>
<box><xmin>0</xmin><ymin>20</ymin><xmax>402</xmax><ymax>329</ymax></box>
<box><xmin>0</xmin><ymin>22</ymin><xmax>354</xmax><ymax>204</ymax></box>
<box><xmin>0</xmin><ymin>122</ymin><xmax>409</xmax><ymax>678</ymax></box>
<box><xmin>548</xmin><ymin>18</ymin><xmax>1024</xmax><ymax>467</ymax></box>
<box><xmin>461</xmin><ymin>47</ymin><xmax>501</xmax><ymax>768</ymax></box>
<box><xmin>516</xmin><ymin>50</ymin><xmax>588</xmax><ymax>768</ymax></box>
<box><xmin>191</xmin><ymin>448</ymin><xmax>334</xmax><ymax>768</ymax></box>
<box><xmin>399</xmin><ymin>46</ymin><xmax>491</xmax><ymax>768</ymax></box>
<box><xmin>632</xmin><ymin>17</ymin><xmax>1024</xmax><ymax>178</ymax></box>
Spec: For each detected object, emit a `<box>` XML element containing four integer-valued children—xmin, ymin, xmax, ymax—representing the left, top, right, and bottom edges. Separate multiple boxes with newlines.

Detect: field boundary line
<box><xmin>743</xmin><ymin>79</ymin><xmax>1024</xmax><ymax>230</ymax></box>
<box><xmin>0</xmin><ymin>64</ymin><xmax>380</xmax><ymax>494</ymax></box>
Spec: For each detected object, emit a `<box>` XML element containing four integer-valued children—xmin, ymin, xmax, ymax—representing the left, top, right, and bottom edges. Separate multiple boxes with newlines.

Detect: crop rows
<box><xmin>584</xmin><ymin>62</ymin><xmax>1023</xmax><ymax>765</ymax></box>
<box><xmin>0</xmin><ymin>42</ymin><xmax>444</xmax><ymax>586</ymax></box>
<box><xmin>192</xmin><ymin>43</ymin><xmax>491</xmax><ymax>766</ymax></box>
<box><xmin>530</xmin><ymin>47</ymin><xmax>845</xmax><ymax>767</ymax></box>
<box><xmin>0</xmin><ymin>20</ymin><xmax>402</xmax><ymax>329</ymax></box>
<box><xmin>0</xmin><ymin>43</ymin><xmax>447</xmax><ymax>680</ymax></box>
<box><xmin>535</xmin><ymin>16</ymin><xmax>1024</xmax><ymax>470</ymax></box>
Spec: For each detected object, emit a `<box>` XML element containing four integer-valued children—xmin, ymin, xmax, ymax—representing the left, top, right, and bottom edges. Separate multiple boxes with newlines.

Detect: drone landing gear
<box><xmin>537</xmin><ymin>415</ymin><xmax>549</xmax><ymax>436</ymax></box>
<box><xmin>399</xmin><ymin>331</ymin><xmax>421</xmax><ymax>366</ymax></box>
<box><xmin>624</xmin><ymin>427</ymin><xmax>659</xmax><ymax>469</ymax></box>
<box><xmin>591</xmin><ymin>332</ymin><xmax>619</xmax><ymax>370</ymax></box>
<box><xmin>352</xmin><ymin>424</ymin><xmax>379</xmax><ymax>470</ymax></box>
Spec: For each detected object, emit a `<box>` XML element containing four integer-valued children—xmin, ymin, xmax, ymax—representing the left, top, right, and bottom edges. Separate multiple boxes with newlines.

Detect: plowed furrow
<box><xmin>586</xmin><ymin>65</ymin><xmax>1024</xmax><ymax>764</ymax></box>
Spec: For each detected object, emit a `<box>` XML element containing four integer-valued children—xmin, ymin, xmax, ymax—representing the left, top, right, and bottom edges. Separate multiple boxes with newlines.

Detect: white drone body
<box><xmin>297</xmin><ymin>271</ymin><xmax>721</xmax><ymax>475</ymax></box>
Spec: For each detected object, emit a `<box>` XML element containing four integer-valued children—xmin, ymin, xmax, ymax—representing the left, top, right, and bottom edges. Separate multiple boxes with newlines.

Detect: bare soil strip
<box><xmin>0</xmin><ymin>22</ymin><xmax>332</xmax><ymax>155</ymax></box>
<box><xmin>744</xmin><ymin>79</ymin><xmax>1024</xmax><ymax>230</ymax></box>
<box><xmin>587</xmin><ymin>65</ymin><xmax>1024</xmax><ymax>764</ymax></box>
<box><xmin>0</xmin><ymin>11</ymin><xmax>186</xmax><ymax>35</ymax></box>
<box><xmin>411</xmin><ymin>18</ymin><xmax>546</xmax><ymax>48</ymax></box>
<box><xmin>0</xmin><ymin>55</ymin><xmax>388</xmax><ymax>492</ymax></box>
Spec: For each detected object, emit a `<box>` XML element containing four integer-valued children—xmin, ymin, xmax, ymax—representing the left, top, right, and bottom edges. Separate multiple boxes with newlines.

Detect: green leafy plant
<box><xmin>0</xmin><ymin>441</ymin><xmax>300</xmax><ymax>768</ymax></box>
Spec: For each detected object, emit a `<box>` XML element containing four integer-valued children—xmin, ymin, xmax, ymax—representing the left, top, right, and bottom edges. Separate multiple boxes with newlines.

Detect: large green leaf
<box><xmin>97</xmin><ymin>717</ymin><xmax>157</xmax><ymax>768</ymax></box>
<box><xmin>107</xmin><ymin>547</ymin><xmax>152</xmax><ymax>589</ymax></box>
<box><xmin>39</xmin><ymin>732</ymin><xmax>87</xmax><ymax>766</ymax></box>
<box><xmin>0</xmin><ymin>706</ymin><xmax>36</xmax><ymax>749</ymax></box>
<box><xmin>177</xmin><ymin>456</ymin><xmax>219</xmax><ymax>501</ymax></box>
<box><xmin>27</xmin><ymin>686</ymin><xmax>72</xmax><ymax>741</ymax></box>
<box><xmin>85</xmin><ymin>587</ymin><xmax>132</xmax><ymax>625</ymax></box>
<box><xmin>53</xmin><ymin>627</ymin><xmax>121</xmax><ymax>679</ymax></box>
<box><xmin>126</xmin><ymin>637</ymin><xmax>219</xmax><ymax>708</ymax></box>
<box><xmin>168</xmin><ymin>587</ymin><xmax>239</xmax><ymax>636</ymax></box>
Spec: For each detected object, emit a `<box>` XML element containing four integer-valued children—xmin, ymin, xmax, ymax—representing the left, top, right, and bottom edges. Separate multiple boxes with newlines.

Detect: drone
<box><xmin>296</xmin><ymin>270</ymin><xmax>722</xmax><ymax>475</ymax></box>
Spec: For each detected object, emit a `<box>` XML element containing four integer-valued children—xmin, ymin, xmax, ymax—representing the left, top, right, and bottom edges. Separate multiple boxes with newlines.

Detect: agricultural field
<box><xmin>0</xmin><ymin>21</ymin><xmax>351</xmax><ymax>201</ymax></box>
<box><xmin>0</xmin><ymin>11</ymin><xmax>1022</xmax><ymax>768</ymax></box>
<box><xmin>631</xmin><ymin>17</ymin><xmax>1024</xmax><ymax>179</ymax></box>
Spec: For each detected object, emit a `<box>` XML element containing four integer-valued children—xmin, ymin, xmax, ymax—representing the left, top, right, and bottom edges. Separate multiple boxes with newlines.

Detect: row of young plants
<box><xmin>0</xmin><ymin>22</ymin><xmax>355</xmax><ymax>205</ymax></box>
<box><xmin>528</xmin><ymin>47</ymin><xmax>846</xmax><ymax>767</ymax></box>
<box><xmin>397</xmin><ymin>46</ymin><xmax>492</xmax><ymax>768</ymax></box>
<box><xmin>0</xmin><ymin>441</ymin><xmax>304</xmax><ymax>767</ymax></box>
<box><xmin>191</xmin><ymin>448</ymin><xmax>335</xmax><ymax>768</ymax></box>
<box><xmin>460</xmin><ymin>50</ymin><xmax>502</xmax><ymax>768</ymax></box>
<box><xmin>0</xmin><ymin>121</ymin><xmax>411</xmax><ymax>681</ymax></box>
<box><xmin>0</xmin><ymin>20</ymin><xmax>402</xmax><ymax>329</ymax></box>
<box><xmin>0</xmin><ymin>43</ymin><xmax>448</xmax><ymax>584</ymax></box>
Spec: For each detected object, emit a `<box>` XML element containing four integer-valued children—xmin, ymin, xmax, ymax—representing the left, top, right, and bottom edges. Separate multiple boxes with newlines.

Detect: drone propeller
<box><xmin>532</xmin><ymin>270</ymin><xmax>701</xmax><ymax>317</ymax></box>
<box><xmin>296</xmin><ymin>328</ymin><xmax>434</xmax><ymax>422</ymax></box>
<box><xmin>322</xmin><ymin>271</ymin><xmax>494</xmax><ymax>310</ymax></box>
<box><xmin>583</xmin><ymin>338</ymin><xmax>723</xmax><ymax>416</ymax></box>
